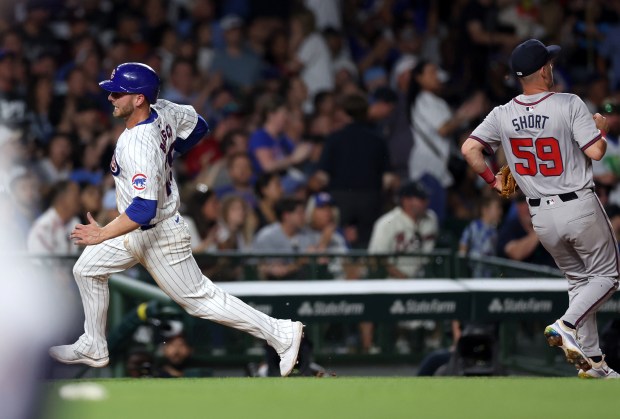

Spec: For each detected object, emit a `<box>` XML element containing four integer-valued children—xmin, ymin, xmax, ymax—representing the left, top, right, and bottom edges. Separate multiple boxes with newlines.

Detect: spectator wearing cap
<box><xmin>362</xmin><ymin>66</ymin><xmax>388</xmax><ymax>93</ymax></box>
<box><xmin>593</xmin><ymin>98</ymin><xmax>620</xmax><ymax>206</ymax></box>
<box><xmin>306</xmin><ymin>192</ymin><xmax>347</xmax><ymax>252</ymax></box>
<box><xmin>209</xmin><ymin>14</ymin><xmax>263</xmax><ymax>93</ymax></box>
<box><xmin>7</xmin><ymin>166</ymin><xmax>41</xmax><ymax>240</ymax></box>
<box><xmin>287</xmin><ymin>8</ymin><xmax>334</xmax><ymax>114</ymax></box>
<box><xmin>314</xmin><ymin>94</ymin><xmax>395</xmax><ymax>248</ymax></box>
<box><xmin>368</xmin><ymin>181</ymin><xmax>438</xmax><ymax>278</ymax></box>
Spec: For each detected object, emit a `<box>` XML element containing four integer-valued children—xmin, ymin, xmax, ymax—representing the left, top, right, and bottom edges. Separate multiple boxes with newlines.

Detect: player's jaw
<box><xmin>108</xmin><ymin>92</ymin><xmax>135</xmax><ymax>119</ymax></box>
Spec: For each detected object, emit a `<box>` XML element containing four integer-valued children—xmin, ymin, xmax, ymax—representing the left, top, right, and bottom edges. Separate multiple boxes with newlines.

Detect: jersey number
<box><xmin>159</xmin><ymin>124</ymin><xmax>174</xmax><ymax>196</ymax></box>
<box><xmin>509</xmin><ymin>137</ymin><xmax>564</xmax><ymax>176</ymax></box>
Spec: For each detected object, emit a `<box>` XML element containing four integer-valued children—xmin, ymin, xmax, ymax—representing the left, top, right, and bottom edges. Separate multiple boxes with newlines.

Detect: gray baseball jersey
<box><xmin>470</xmin><ymin>92</ymin><xmax>601</xmax><ymax>199</ymax></box>
<box><xmin>69</xmin><ymin>100</ymin><xmax>297</xmax><ymax>360</ymax></box>
<box><xmin>469</xmin><ymin>91</ymin><xmax>619</xmax><ymax>358</ymax></box>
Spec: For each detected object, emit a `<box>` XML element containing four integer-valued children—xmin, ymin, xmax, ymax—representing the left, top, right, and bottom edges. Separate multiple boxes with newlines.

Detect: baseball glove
<box><xmin>498</xmin><ymin>165</ymin><xmax>518</xmax><ymax>198</ymax></box>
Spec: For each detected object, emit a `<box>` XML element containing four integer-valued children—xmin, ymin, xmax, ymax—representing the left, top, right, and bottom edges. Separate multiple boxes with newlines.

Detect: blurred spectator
<box><xmin>215</xmin><ymin>152</ymin><xmax>257</xmax><ymax>208</ymax></box>
<box><xmin>496</xmin><ymin>194</ymin><xmax>555</xmax><ymax>267</ymax></box>
<box><xmin>156</xmin><ymin>334</ymin><xmax>194</xmax><ymax>378</ymax></box>
<box><xmin>305</xmin><ymin>192</ymin><xmax>347</xmax><ymax>279</ymax></box>
<box><xmin>593</xmin><ymin>98</ymin><xmax>620</xmax><ymax>206</ymax></box>
<box><xmin>214</xmin><ymin>195</ymin><xmax>255</xmax><ymax>252</ymax></box>
<box><xmin>368</xmin><ymin>181</ymin><xmax>438</xmax><ymax>278</ymax></box>
<box><xmin>0</xmin><ymin>49</ymin><xmax>28</xmax><ymax>131</ymax></box>
<box><xmin>248</xmin><ymin>96</ymin><xmax>312</xmax><ymax>193</ymax></box>
<box><xmin>408</xmin><ymin>60</ymin><xmax>485</xmax><ymax>222</ymax></box>
<box><xmin>70</xmin><ymin>142</ymin><xmax>104</xmax><ymax>186</ymax></box>
<box><xmin>181</xmin><ymin>103</ymin><xmax>242</xmax><ymax>180</ymax></box>
<box><xmin>253</xmin><ymin>197</ymin><xmax>316</xmax><ymax>280</ymax></box>
<box><xmin>8</xmin><ymin>166</ymin><xmax>41</xmax><ymax>240</ymax></box>
<box><xmin>27</xmin><ymin>75</ymin><xmax>55</xmax><ymax>144</ymax></box>
<box><xmin>254</xmin><ymin>172</ymin><xmax>284</xmax><ymax>231</ymax></box>
<box><xmin>456</xmin><ymin>0</ymin><xmax>519</xmax><ymax>93</ymax></box>
<box><xmin>386</xmin><ymin>55</ymin><xmax>416</xmax><ymax>181</ymax></box>
<box><xmin>34</xmin><ymin>133</ymin><xmax>73</xmax><ymax>189</ymax></box>
<box><xmin>161</xmin><ymin>58</ymin><xmax>198</xmax><ymax>105</ymax></box>
<box><xmin>264</xmin><ymin>29</ymin><xmax>290</xmax><ymax>78</ymax></box>
<box><xmin>314</xmin><ymin>94</ymin><xmax>394</xmax><ymax>248</ymax></box>
<box><xmin>288</xmin><ymin>8</ymin><xmax>334</xmax><ymax>113</ymax></box>
<box><xmin>210</xmin><ymin>15</ymin><xmax>263</xmax><ymax>93</ymax></box>
<box><xmin>367</xmin><ymin>86</ymin><xmax>398</xmax><ymax>138</ymax></box>
<box><xmin>79</xmin><ymin>183</ymin><xmax>103</xmax><ymax>225</ymax></box>
<box><xmin>184</xmin><ymin>186</ymin><xmax>220</xmax><ymax>253</ymax></box>
<box><xmin>27</xmin><ymin>180</ymin><xmax>80</xmax><ymax>255</ymax></box>
<box><xmin>458</xmin><ymin>195</ymin><xmax>503</xmax><ymax>278</ymax></box>
<box><xmin>198</xmin><ymin>129</ymin><xmax>249</xmax><ymax>189</ymax></box>
<box><xmin>362</xmin><ymin>66</ymin><xmax>388</xmax><ymax>93</ymax></box>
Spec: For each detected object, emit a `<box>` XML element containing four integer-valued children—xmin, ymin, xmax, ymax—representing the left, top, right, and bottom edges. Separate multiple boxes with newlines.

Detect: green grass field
<box><xmin>45</xmin><ymin>377</ymin><xmax>620</xmax><ymax>419</ymax></box>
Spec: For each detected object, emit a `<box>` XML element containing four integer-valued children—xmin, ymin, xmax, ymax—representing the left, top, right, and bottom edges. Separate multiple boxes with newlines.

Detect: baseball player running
<box><xmin>461</xmin><ymin>39</ymin><xmax>619</xmax><ymax>378</ymax></box>
<box><xmin>49</xmin><ymin>63</ymin><xmax>303</xmax><ymax>376</ymax></box>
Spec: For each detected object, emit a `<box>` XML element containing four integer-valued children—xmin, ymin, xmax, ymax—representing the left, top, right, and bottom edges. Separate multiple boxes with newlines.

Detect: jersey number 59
<box><xmin>509</xmin><ymin>137</ymin><xmax>564</xmax><ymax>176</ymax></box>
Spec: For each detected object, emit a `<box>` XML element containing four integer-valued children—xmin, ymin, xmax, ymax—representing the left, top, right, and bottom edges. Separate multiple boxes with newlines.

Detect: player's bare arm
<box><xmin>461</xmin><ymin>137</ymin><xmax>502</xmax><ymax>194</ymax></box>
<box><xmin>583</xmin><ymin>112</ymin><xmax>609</xmax><ymax>161</ymax></box>
<box><xmin>70</xmin><ymin>212</ymin><xmax>139</xmax><ymax>246</ymax></box>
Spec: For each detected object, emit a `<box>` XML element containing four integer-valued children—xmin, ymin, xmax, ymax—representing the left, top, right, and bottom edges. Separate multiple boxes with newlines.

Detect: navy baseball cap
<box><xmin>314</xmin><ymin>192</ymin><xmax>335</xmax><ymax>207</ymax></box>
<box><xmin>510</xmin><ymin>39</ymin><xmax>561</xmax><ymax>78</ymax></box>
<box><xmin>398</xmin><ymin>181</ymin><xmax>428</xmax><ymax>200</ymax></box>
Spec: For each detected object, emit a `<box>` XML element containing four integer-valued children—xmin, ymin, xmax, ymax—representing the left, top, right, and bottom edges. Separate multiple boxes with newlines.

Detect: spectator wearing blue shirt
<box><xmin>458</xmin><ymin>195</ymin><xmax>502</xmax><ymax>278</ymax></box>
<box><xmin>248</xmin><ymin>97</ymin><xmax>312</xmax><ymax>194</ymax></box>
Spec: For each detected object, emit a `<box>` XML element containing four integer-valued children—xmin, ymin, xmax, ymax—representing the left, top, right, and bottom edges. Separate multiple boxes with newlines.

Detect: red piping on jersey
<box><xmin>580</xmin><ymin>133</ymin><xmax>602</xmax><ymax>151</ymax></box>
<box><xmin>512</xmin><ymin>92</ymin><xmax>555</xmax><ymax>106</ymax></box>
<box><xmin>468</xmin><ymin>135</ymin><xmax>494</xmax><ymax>155</ymax></box>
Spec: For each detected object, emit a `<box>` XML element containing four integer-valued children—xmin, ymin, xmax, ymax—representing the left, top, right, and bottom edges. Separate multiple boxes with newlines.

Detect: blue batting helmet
<box><xmin>99</xmin><ymin>62</ymin><xmax>160</xmax><ymax>103</ymax></box>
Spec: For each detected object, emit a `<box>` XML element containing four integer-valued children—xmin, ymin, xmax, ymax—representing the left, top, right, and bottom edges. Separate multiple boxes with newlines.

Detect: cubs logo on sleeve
<box><xmin>132</xmin><ymin>173</ymin><xmax>147</xmax><ymax>190</ymax></box>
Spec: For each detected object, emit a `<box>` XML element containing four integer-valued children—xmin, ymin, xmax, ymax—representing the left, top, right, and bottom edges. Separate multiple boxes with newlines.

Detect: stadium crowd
<box><xmin>2</xmin><ymin>0</ymin><xmax>620</xmax><ymax>280</ymax></box>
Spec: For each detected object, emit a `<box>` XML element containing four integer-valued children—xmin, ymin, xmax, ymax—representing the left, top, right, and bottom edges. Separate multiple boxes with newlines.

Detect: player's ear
<box><xmin>134</xmin><ymin>93</ymin><xmax>146</xmax><ymax>107</ymax></box>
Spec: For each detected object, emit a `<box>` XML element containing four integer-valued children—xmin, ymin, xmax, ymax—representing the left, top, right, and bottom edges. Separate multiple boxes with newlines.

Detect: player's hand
<box><xmin>593</xmin><ymin>113</ymin><xmax>609</xmax><ymax>134</ymax></box>
<box><xmin>71</xmin><ymin>212</ymin><xmax>104</xmax><ymax>246</ymax></box>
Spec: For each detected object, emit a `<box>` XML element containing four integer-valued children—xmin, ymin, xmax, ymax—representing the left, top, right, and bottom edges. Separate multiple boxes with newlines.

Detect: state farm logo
<box><xmin>488</xmin><ymin>298</ymin><xmax>552</xmax><ymax>313</ymax></box>
<box><xmin>132</xmin><ymin>173</ymin><xmax>147</xmax><ymax>190</ymax></box>
<box><xmin>297</xmin><ymin>300</ymin><xmax>364</xmax><ymax>316</ymax></box>
<box><xmin>389</xmin><ymin>299</ymin><xmax>456</xmax><ymax>315</ymax></box>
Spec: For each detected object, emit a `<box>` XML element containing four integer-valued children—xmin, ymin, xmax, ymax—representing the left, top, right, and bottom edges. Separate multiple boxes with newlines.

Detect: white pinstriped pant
<box><xmin>72</xmin><ymin>213</ymin><xmax>294</xmax><ymax>359</ymax></box>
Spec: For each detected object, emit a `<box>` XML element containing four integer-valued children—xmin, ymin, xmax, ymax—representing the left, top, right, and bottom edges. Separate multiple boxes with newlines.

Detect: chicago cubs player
<box><xmin>48</xmin><ymin>63</ymin><xmax>304</xmax><ymax>376</ymax></box>
<box><xmin>461</xmin><ymin>39</ymin><xmax>619</xmax><ymax>378</ymax></box>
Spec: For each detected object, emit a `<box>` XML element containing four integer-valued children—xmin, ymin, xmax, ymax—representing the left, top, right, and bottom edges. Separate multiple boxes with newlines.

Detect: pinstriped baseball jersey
<box><xmin>470</xmin><ymin>92</ymin><xmax>602</xmax><ymax>198</ymax></box>
<box><xmin>111</xmin><ymin>99</ymin><xmax>197</xmax><ymax>224</ymax></box>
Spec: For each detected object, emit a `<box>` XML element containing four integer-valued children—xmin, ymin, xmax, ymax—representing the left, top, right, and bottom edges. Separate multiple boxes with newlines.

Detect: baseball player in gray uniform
<box><xmin>462</xmin><ymin>39</ymin><xmax>619</xmax><ymax>378</ymax></box>
<box><xmin>48</xmin><ymin>63</ymin><xmax>303</xmax><ymax>376</ymax></box>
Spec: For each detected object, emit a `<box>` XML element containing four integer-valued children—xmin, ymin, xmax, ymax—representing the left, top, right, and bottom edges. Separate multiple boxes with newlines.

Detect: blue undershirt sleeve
<box><xmin>125</xmin><ymin>197</ymin><xmax>158</xmax><ymax>225</ymax></box>
<box><xmin>173</xmin><ymin>115</ymin><xmax>209</xmax><ymax>155</ymax></box>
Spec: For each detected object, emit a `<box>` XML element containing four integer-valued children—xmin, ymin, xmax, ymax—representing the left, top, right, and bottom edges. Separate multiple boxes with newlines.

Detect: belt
<box><xmin>528</xmin><ymin>192</ymin><xmax>578</xmax><ymax>207</ymax></box>
<box><xmin>140</xmin><ymin>223</ymin><xmax>157</xmax><ymax>231</ymax></box>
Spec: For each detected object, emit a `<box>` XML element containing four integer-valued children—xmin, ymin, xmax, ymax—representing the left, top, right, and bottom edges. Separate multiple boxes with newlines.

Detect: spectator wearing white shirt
<box><xmin>288</xmin><ymin>9</ymin><xmax>334</xmax><ymax>113</ymax></box>
<box><xmin>368</xmin><ymin>181</ymin><xmax>438</xmax><ymax>278</ymax></box>
<box><xmin>27</xmin><ymin>180</ymin><xmax>81</xmax><ymax>255</ymax></box>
